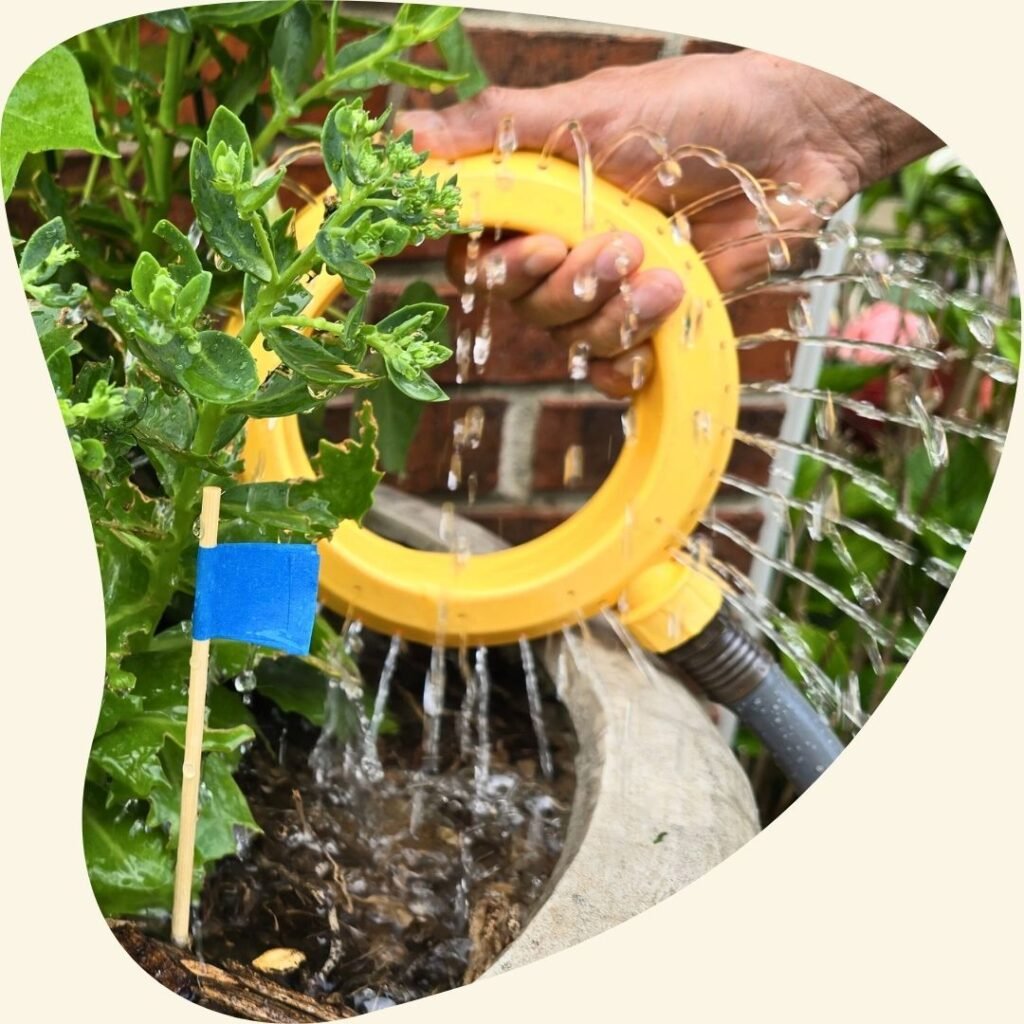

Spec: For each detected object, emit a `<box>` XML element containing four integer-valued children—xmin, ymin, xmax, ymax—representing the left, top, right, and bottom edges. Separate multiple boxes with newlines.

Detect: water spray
<box><xmin>234</xmin><ymin>150</ymin><xmax>849</xmax><ymax>793</ymax></box>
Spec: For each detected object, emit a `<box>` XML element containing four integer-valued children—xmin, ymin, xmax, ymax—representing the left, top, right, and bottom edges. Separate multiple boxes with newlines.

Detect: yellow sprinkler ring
<box><xmin>237</xmin><ymin>152</ymin><xmax>736</xmax><ymax>650</ymax></box>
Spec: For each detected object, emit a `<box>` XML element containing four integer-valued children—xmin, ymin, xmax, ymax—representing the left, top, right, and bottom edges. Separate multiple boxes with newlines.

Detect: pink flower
<box><xmin>836</xmin><ymin>301</ymin><xmax>925</xmax><ymax>364</ymax></box>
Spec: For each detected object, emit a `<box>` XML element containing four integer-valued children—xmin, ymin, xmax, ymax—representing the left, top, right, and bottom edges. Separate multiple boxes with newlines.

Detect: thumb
<box><xmin>394</xmin><ymin>85</ymin><xmax>570</xmax><ymax>160</ymax></box>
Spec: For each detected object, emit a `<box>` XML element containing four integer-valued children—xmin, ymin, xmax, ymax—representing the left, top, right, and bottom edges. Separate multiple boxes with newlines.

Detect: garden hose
<box><xmin>235</xmin><ymin>151</ymin><xmax>844</xmax><ymax>788</ymax></box>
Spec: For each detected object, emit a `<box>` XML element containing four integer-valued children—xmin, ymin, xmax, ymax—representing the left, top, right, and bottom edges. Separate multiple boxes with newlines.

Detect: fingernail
<box><xmin>595</xmin><ymin>236</ymin><xmax>641</xmax><ymax>280</ymax></box>
<box><xmin>523</xmin><ymin>238</ymin><xmax>568</xmax><ymax>277</ymax></box>
<box><xmin>631</xmin><ymin>275</ymin><xmax>684</xmax><ymax>319</ymax></box>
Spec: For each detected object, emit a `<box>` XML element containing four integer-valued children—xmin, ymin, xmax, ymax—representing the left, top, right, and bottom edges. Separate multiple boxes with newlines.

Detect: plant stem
<box><xmin>252</xmin><ymin>39</ymin><xmax>399</xmax><ymax>157</ymax></box>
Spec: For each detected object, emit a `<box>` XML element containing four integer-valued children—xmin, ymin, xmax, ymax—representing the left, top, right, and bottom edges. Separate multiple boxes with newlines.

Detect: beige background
<box><xmin>1</xmin><ymin>1</ymin><xmax>1021</xmax><ymax>1020</ymax></box>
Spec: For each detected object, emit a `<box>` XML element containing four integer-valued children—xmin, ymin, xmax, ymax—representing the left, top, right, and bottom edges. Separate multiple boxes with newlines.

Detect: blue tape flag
<box><xmin>193</xmin><ymin>543</ymin><xmax>320</xmax><ymax>655</ymax></box>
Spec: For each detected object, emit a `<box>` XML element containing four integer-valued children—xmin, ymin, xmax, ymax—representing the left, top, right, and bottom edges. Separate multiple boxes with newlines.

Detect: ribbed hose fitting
<box><xmin>666</xmin><ymin>609</ymin><xmax>844</xmax><ymax>793</ymax></box>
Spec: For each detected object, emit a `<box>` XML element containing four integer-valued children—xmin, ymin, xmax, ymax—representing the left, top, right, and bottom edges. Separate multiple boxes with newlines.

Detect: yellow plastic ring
<box><xmin>237</xmin><ymin>152</ymin><xmax>735</xmax><ymax>648</ymax></box>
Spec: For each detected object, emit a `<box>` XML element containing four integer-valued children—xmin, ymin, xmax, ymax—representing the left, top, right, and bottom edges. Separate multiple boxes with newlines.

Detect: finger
<box><xmin>512</xmin><ymin>232</ymin><xmax>644</xmax><ymax>328</ymax></box>
<box><xmin>590</xmin><ymin>343</ymin><xmax>655</xmax><ymax>398</ymax></box>
<box><xmin>445</xmin><ymin>232</ymin><xmax>570</xmax><ymax>301</ymax></box>
<box><xmin>395</xmin><ymin>83</ymin><xmax>588</xmax><ymax>159</ymax></box>
<box><xmin>551</xmin><ymin>269</ymin><xmax>684</xmax><ymax>357</ymax></box>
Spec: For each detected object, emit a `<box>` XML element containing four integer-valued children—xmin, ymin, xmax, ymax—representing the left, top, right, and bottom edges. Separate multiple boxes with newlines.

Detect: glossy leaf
<box><xmin>1</xmin><ymin>45</ymin><xmax>112</xmax><ymax>199</ymax></box>
<box><xmin>179</xmin><ymin>330</ymin><xmax>259</xmax><ymax>404</ymax></box>
<box><xmin>190</xmin><ymin>138</ymin><xmax>273</xmax><ymax>281</ymax></box>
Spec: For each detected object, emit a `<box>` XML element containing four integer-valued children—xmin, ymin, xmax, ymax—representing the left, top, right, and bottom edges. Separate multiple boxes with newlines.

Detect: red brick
<box><xmin>531</xmin><ymin>397</ymin><xmax>784</xmax><ymax>494</ymax></box>
<box><xmin>695</xmin><ymin>505</ymin><xmax>764</xmax><ymax>573</ymax></box>
<box><xmin>322</xmin><ymin>394</ymin><xmax>507</xmax><ymax>497</ymax></box>
<box><xmin>464</xmin><ymin>504</ymin><xmax>572</xmax><ymax>546</ymax></box>
<box><xmin>731</xmin><ymin>291</ymin><xmax>802</xmax><ymax>382</ymax></box>
<box><xmin>531</xmin><ymin>397</ymin><xmax>626</xmax><ymax>492</ymax></box>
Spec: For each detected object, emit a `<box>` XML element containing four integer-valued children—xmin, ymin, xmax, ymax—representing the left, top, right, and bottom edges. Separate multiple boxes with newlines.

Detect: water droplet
<box><xmin>775</xmin><ymin>182</ymin><xmax>802</xmax><ymax>207</ymax></box>
<box><xmin>657</xmin><ymin>158</ymin><xmax>682</xmax><ymax>187</ymax></box>
<box><xmin>439</xmin><ymin>501</ymin><xmax>455</xmax><ymax>546</ymax></box>
<box><xmin>447</xmin><ymin>452</ymin><xmax>462</xmax><ymax>491</ymax></box>
<box><xmin>572</xmin><ymin>267</ymin><xmax>598</xmax><ymax>302</ymax></box>
<box><xmin>568</xmin><ymin>340</ymin><xmax>590</xmax><ymax>381</ymax></box>
<box><xmin>973</xmin><ymin>352</ymin><xmax>1017</xmax><ymax>384</ymax></box>
<box><xmin>472</xmin><ymin>323</ymin><xmax>491</xmax><ymax>367</ymax></box>
<box><xmin>815</xmin><ymin>391</ymin><xmax>838</xmax><ymax>440</ymax></box>
<box><xmin>630</xmin><ymin>354</ymin><xmax>646</xmax><ymax>390</ymax></box>
<box><xmin>192</xmin><ymin>518</ymin><xmax>202</xmax><ymax>537</ymax></box>
<box><xmin>461</xmin><ymin>289</ymin><xmax>476</xmax><ymax>314</ymax></box>
<box><xmin>788</xmin><ymin>298</ymin><xmax>812</xmax><ymax>336</ymax></box>
<box><xmin>235</xmin><ymin>669</ymin><xmax>257</xmax><ymax>693</ymax></box>
<box><xmin>767</xmin><ymin>238</ymin><xmax>790</xmax><ymax>270</ymax></box>
<box><xmin>495</xmin><ymin>116</ymin><xmax>517</xmax><ymax>157</ymax></box>
<box><xmin>911</xmin><ymin>607</ymin><xmax>929</xmax><ymax>633</ymax></box>
<box><xmin>464</xmin><ymin>405</ymin><xmax>485</xmax><ymax>449</ymax></box>
<box><xmin>908</xmin><ymin>392</ymin><xmax>948</xmax><ymax>468</ymax></box>
<box><xmin>896</xmin><ymin>251</ymin><xmax>927</xmax><ymax>277</ymax></box>
<box><xmin>182</xmin><ymin>761</ymin><xmax>197</xmax><ymax>780</ymax></box>
<box><xmin>923</xmin><ymin>556</ymin><xmax>956</xmax><ymax>588</ymax></box>
<box><xmin>187</xmin><ymin>221</ymin><xmax>202</xmax><ymax>248</ymax></box>
<box><xmin>693</xmin><ymin>409</ymin><xmax>712</xmax><ymax>441</ymax></box>
<box><xmin>914</xmin><ymin>316</ymin><xmax>939</xmax><ymax>348</ymax></box>
<box><xmin>455</xmin><ymin>329</ymin><xmax>472</xmax><ymax>383</ymax></box>
<box><xmin>485</xmin><ymin>251</ymin><xmax>507</xmax><ymax>290</ymax></box>
<box><xmin>670</xmin><ymin>213</ymin><xmax>691</xmax><ymax>246</ymax></box>
<box><xmin>621</xmin><ymin>405</ymin><xmax>638</xmax><ymax>443</ymax></box>
<box><xmin>813</xmin><ymin>197</ymin><xmax>839</xmax><ymax>219</ymax></box>
<box><xmin>967</xmin><ymin>312</ymin><xmax>995</xmax><ymax>349</ymax></box>
<box><xmin>213</xmin><ymin>252</ymin><xmax>229</xmax><ymax>271</ymax></box>
<box><xmin>563</xmin><ymin>444</ymin><xmax>584</xmax><ymax>486</ymax></box>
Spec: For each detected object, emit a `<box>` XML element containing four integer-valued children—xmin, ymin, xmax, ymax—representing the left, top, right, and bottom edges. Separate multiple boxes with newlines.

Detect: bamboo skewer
<box><xmin>171</xmin><ymin>485</ymin><xmax>221</xmax><ymax>947</ymax></box>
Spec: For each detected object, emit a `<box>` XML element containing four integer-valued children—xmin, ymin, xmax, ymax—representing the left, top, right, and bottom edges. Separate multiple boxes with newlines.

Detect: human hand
<box><xmin>396</xmin><ymin>49</ymin><xmax>940</xmax><ymax>396</ymax></box>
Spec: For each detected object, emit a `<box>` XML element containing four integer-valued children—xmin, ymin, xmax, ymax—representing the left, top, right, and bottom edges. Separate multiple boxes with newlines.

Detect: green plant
<box><xmin>740</xmin><ymin>155</ymin><xmax>1018</xmax><ymax>820</ymax></box>
<box><xmin>5</xmin><ymin>2</ymin><xmax>484</xmax><ymax>917</ymax></box>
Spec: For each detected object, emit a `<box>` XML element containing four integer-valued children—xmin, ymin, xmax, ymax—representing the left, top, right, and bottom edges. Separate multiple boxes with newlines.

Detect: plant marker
<box><xmin>171</xmin><ymin>485</ymin><xmax>221</xmax><ymax>946</ymax></box>
<box><xmin>171</xmin><ymin>485</ymin><xmax>321</xmax><ymax>946</ymax></box>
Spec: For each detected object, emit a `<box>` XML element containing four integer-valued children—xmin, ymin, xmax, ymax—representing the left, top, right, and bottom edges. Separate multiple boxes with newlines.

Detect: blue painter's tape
<box><xmin>192</xmin><ymin>543</ymin><xmax>320</xmax><ymax>655</ymax></box>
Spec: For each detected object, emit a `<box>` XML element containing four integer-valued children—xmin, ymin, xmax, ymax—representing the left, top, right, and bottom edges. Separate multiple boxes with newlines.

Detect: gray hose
<box><xmin>666</xmin><ymin>609</ymin><xmax>844</xmax><ymax>792</ymax></box>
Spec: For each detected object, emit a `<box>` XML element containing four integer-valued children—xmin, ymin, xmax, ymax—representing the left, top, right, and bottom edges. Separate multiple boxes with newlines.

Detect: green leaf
<box><xmin>189</xmin><ymin>1</ymin><xmax>298</xmax><ymax>26</ymax></box>
<box><xmin>435</xmin><ymin>21</ymin><xmax>488</xmax><ymax>100</ymax></box>
<box><xmin>148</xmin><ymin>9</ymin><xmax>191</xmax><ymax>33</ymax></box>
<box><xmin>131</xmin><ymin>251</ymin><xmax>161</xmax><ymax>305</ymax></box>
<box><xmin>207</xmin><ymin>105</ymin><xmax>253</xmax><ymax>181</ymax></box>
<box><xmin>392</xmin><ymin>4</ymin><xmax>463</xmax><ymax>46</ymax></box>
<box><xmin>358</xmin><ymin>382</ymin><xmax>423</xmax><ymax>473</ymax></box>
<box><xmin>174</xmin><ymin>270</ymin><xmax>212</xmax><ymax>324</ymax></box>
<box><xmin>154</xmin><ymin>219</ymin><xmax>203</xmax><ymax>284</ymax></box>
<box><xmin>271</xmin><ymin>0</ymin><xmax>318</xmax><ymax>97</ymax></box>
<box><xmin>385</xmin><ymin>363</ymin><xmax>447</xmax><ymax>401</ymax></box>
<box><xmin>311</xmin><ymin>402</ymin><xmax>384</xmax><ymax>523</ymax></box>
<box><xmin>378</xmin><ymin>59</ymin><xmax>468</xmax><ymax>91</ymax></box>
<box><xmin>315</xmin><ymin>229</ymin><xmax>376</xmax><ymax>295</ymax></box>
<box><xmin>263</xmin><ymin>325</ymin><xmax>375</xmax><ymax>386</ymax></box>
<box><xmin>147</xmin><ymin>749</ymin><xmax>260</xmax><ymax>863</ymax></box>
<box><xmin>816</xmin><ymin>360</ymin><xmax>891</xmax><ymax>393</ymax></box>
<box><xmin>255</xmin><ymin>656</ymin><xmax>329</xmax><ymax>725</ymax></box>
<box><xmin>1</xmin><ymin>44</ymin><xmax>113</xmax><ymax>199</ymax></box>
<box><xmin>230</xmin><ymin>371</ymin><xmax>330</xmax><ymax>417</ymax></box>
<box><xmin>189</xmin><ymin>138</ymin><xmax>273</xmax><ymax>281</ymax></box>
<box><xmin>82</xmin><ymin>783</ymin><xmax>178</xmax><ymax>917</ymax></box>
<box><xmin>179</xmin><ymin>330</ymin><xmax>259</xmax><ymax>404</ymax></box>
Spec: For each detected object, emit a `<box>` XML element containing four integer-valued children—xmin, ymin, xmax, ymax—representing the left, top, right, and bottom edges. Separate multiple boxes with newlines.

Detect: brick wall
<box><xmin>310</xmin><ymin>6</ymin><xmax>790</xmax><ymax>570</ymax></box>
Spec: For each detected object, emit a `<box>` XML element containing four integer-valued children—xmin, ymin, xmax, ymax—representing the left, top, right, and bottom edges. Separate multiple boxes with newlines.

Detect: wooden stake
<box><xmin>171</xmin><ymin>485</ymin><xmax>221</xmax><ymax>947</ymax></box>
